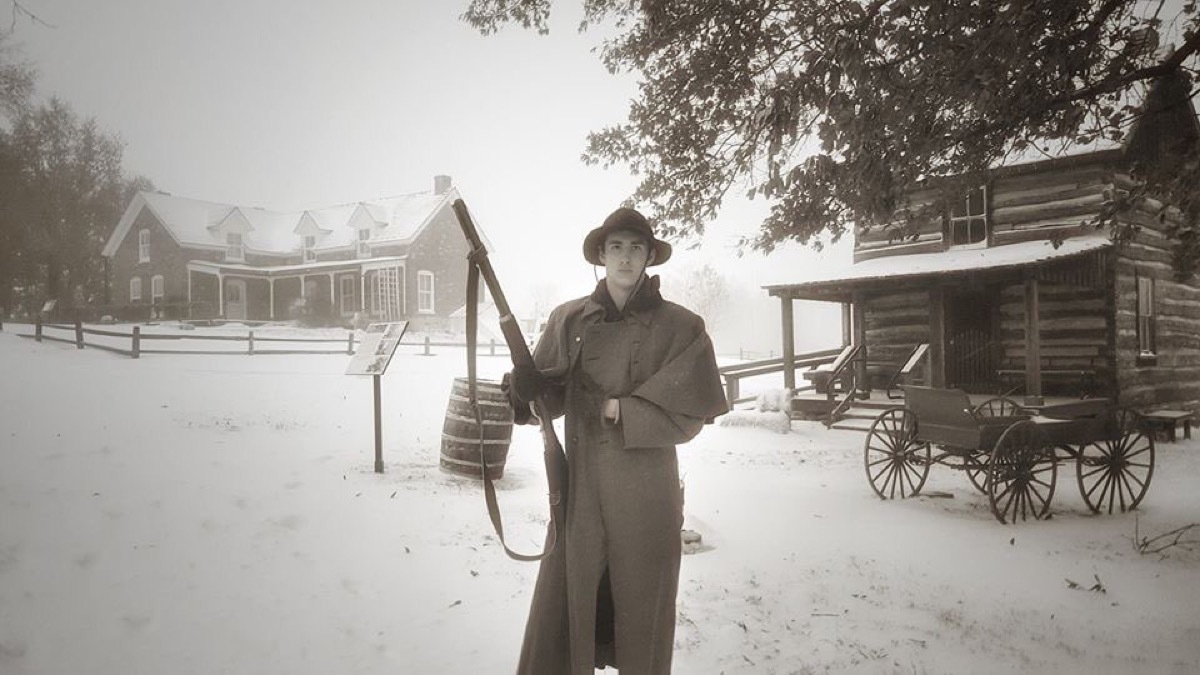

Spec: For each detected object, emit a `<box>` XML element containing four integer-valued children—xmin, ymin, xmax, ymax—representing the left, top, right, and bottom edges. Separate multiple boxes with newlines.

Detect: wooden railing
<box><xmin>718</xmin><ymin>347</ymin><xmax>845</xmax><ymax>406</ymax></box>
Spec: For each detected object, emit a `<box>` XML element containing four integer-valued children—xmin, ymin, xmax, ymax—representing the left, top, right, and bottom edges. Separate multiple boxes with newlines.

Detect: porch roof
<box><xmin>764</xmin><ymin>234</ymin><xmax>1112</xmax><ymax>302</ymax></box>
<box><xmin>187</xmin><ymin>256</ymin><xmax>407</xmax><ymax>277</ymax></box>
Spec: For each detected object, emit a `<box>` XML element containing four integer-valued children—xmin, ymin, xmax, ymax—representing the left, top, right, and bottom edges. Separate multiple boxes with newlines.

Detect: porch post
<box><xmin>328</xmin><ymin>273</ymin><xmax>335</xmax><ymax>305</ymax></box>
<box><xmin>1024</xmin><ymin>274</ymin><xmax>1043</xmax><ymax>406</ymax></box>
<box><xmin>269</xmin><ymin>278</ymin><xmax>275</xmax><ymax>320</ymax></box>
<box><xmin>780</xmin><ymin>294</ymin><xmax>795</xmax><ymax>390</ymax></box>
<box><xmin>928</xmin><ymin>287</ymin><xmax>946</xmax><ymax>388</ymax></box>
<box><xmin>841</xmin><ymin>302</ymin><xmax>852</xmax><ymax>346</ymax></box>
<box><xmin>300</xmin><ymin>275</ymin><xmax>307</xmax><ymax>299</ymax></box>
<box><xmin>852</xmin><ymin>291</ymin><xmax>867</xmax><ymax>392</ymax></box>
<box><xmin>218</xmin><ymin>273</ymin><xmax>225</xmax><ymax>317</ymax></box>
<box><xmin>360</xmin><ymin>271</ymin><xmax>367</xmax><ymax>312</ymax></box>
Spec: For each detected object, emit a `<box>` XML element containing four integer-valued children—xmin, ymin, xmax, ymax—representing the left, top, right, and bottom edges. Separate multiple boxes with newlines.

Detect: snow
<box><xmin>1</xmin><ymin>328</ymin><xmax>1198</xmax><ymax>674</ymax></box>
<box><xmin>761</xmin><ymin>234</ymin><xmax>1112</xmax><ymax>289</ymax></box>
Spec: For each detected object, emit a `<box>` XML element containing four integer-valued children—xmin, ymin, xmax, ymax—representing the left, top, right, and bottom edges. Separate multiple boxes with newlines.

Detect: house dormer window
<box><xmin>303</xmin><ymin>235</ymin><xmax>317</xmax><ymax>263</ymax></box>
<box><xmin>947</xmin><ymin>186</ymin><xmax>989</xmax><ymax>248</ymax></box>
<box><xmin>226</xmin><ymin>232</ymin><xmax>245</xmax><ymax>261</ymax></box>
<box><xmin>357</xmin><ymin>228</ymin><xmax>371</xmax><ymax>257</ymax></box>
<box><xmin>138</xmin><ymin>229</ymin><xmax>150</xmax><ymax>263</ymax></box>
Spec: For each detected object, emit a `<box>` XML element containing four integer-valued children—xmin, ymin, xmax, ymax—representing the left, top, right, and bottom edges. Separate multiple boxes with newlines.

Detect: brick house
<box><xmin>101</xmin><ymin>175</ymin><xmax>489</xmax><ymax>328</ymax></box>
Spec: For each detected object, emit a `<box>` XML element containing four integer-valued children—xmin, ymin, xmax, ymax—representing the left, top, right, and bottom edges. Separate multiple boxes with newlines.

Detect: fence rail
<box><xmin>718</xmin><ymin>346</ymin><xmax>844</xmax><ymax>406</ymax></box>
<box><xmin>14</xmin><ymin>319</ymin><xmax>514</xmax><ymax>359</ymax></box>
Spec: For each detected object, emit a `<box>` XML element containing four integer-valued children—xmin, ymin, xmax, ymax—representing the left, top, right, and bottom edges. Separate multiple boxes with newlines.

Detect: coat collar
<box><xmin>584</xmin><ymin>276</ymin><xmax>661</xmax><ymax>327</ymax></box>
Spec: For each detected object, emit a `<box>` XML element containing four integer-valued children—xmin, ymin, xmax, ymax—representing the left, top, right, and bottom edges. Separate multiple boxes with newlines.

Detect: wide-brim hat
<box><xmin>583</xmin><ymin>207</ymin><xmax>672</xmax><ymax>266</ymax></box>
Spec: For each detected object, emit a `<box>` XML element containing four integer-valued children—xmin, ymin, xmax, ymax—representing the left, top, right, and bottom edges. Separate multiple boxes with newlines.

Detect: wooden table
<box><xmin>1142</xmin><ymin>410</ymin><xmax>1194</xmax><ymax>442</ymax></box>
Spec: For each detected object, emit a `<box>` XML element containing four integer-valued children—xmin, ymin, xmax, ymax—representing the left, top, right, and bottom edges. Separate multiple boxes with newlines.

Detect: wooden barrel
<box><xmin>440</xmin><ymin>377</ymin><xmax>514</xmax><ymax>480</ymax></box>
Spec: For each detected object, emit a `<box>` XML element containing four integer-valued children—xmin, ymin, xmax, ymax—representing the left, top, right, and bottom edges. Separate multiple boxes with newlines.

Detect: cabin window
<box><xmin>357</xmin><ymin>228</ymin><xmax>371</xmax><ymax>257</ymax></box>
<box><xmin>1136</xmin><ymin>273</ymin><xmax>1156</xmax><ymax>360</ymax></box>
<box><xmin>418</xmin><ymin>270</ymin><xmax>435</xmax><ymax>314</ymax></box>
<box><xmin>138</xmin><ymin>229</ymin><xmax>150</xmax><ymax>262</ymax></box>
<box><xmin>947</xmin><ymin>186</ymin><xmax>989</xmax><ymax>248</ymax></box>
<box><xmin>226</xmin><ymin>232</ymin><xmax>245</xmax><ymax>261</ymax></box>
<box><xmin>151</xmin><ymin>275</ymin><xmax>164</xmax><ymax>303</ymax></box>
<box><xmin>129</xmin><ymin>276</ymin><xmax>143</xmax><ymax>303</ymax></box>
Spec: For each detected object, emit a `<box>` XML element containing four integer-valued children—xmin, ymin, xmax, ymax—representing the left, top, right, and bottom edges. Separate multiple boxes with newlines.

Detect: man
<box><xmin>505</xmin><ymin>207</ymin><xmax>728</xmax><ymax>674</ymax></box>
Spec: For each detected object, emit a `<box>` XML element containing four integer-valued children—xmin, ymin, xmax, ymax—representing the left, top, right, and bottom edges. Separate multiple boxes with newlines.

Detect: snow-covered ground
<box><xmin>1</xmin><ymin>327</ymin><xmax>1198</xmax><ymax>674</ymax></box>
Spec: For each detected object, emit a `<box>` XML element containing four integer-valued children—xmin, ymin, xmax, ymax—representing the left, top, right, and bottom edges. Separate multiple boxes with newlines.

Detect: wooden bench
<box><xmin>800</xmin><ymin>343</ymin><xmax>862</xmax><ymax>397</ymax></box>
<box><xmin>1142</xmin><ymin>410</ymin><xmax>1193</xmax><ymax>442</ymax></box>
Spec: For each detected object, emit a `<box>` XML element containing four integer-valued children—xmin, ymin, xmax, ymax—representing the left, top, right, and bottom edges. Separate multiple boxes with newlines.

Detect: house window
<box><xmin>151</xmin><ymin>275</ymin><xmax>164</xmax><ymax>303</ymax></box>
<box><xmin>418</xmin><ymin>270</ymin><xmax>435</xmax><ymax>314</ymax></box>
<box><xmin>138</xmin><ymin>229</ymin><xmax>150</xmax><ymax>263</ymax></box>
<box><xmin>129</xmin><ymin>276</ymin><xmax>143</xmax><ymax>303</ymax></box>
<box><xmin>303</xmin><ymin>235</ymin><xmax>317</xmax><ymax>263</ymax></box>
<box><xmin>947</xmin><ymin>186</ymin><xmax>988</xmax><ymax>248</ymax></box>
<box><xmin>226</xmin><ymin>232</ymin><xmax>245</xmax><ymax>261</ymax></box>
<box><xmin>357</xmin><ymin>228</ymin><xmax>371</xmax><ymax>257</ymax></box>
<box><xmin>1136</xmin><ymin>273</ymin><xmax>1156</xmax><ymax>358</ymax></box>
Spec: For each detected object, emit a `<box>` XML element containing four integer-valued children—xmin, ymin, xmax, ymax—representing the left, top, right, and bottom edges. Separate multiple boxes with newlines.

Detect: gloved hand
<box><xmin>502</xmin><ymin>364</ymin><xmax>548</xmax><ymax>404</ymax></box>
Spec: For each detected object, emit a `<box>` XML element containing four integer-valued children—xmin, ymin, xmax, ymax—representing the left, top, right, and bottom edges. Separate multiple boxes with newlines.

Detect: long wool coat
<box><xmin>515</xmin><ymin>290</ymin><xmax>728</xmax><ymax>674</ymax></box>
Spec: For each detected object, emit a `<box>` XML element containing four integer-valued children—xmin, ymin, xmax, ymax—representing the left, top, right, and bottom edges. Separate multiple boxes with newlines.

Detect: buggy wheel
<box><xmin>987</xmin><ymin>421</ymin><xmax>1056</xmax><ymax>524</ymax></box>
<box><xmin>975</xmin><ymin>397</ymin><xmax>1026</xmax><ymax>417</ymax></box>
<box><xmin>864</xmin><ymin>408</ymin><xmax>930</xmax><ymax>500</ymax></box>
<box><xmin>1076</xmin><ymin>408</ymin><xmax>1155</xmax><ymax>515</ymax></box>
<box><xmin>964</xmin><ymin>451</ymin><xmax>991</xmax><ymax>494</ymax></box>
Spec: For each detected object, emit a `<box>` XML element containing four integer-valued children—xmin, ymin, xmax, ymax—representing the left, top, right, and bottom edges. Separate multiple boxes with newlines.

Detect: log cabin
<box><xmin>765</xmin><ymin>75</ymin><xmax>1200</xmax><ymax>413</ymax></box>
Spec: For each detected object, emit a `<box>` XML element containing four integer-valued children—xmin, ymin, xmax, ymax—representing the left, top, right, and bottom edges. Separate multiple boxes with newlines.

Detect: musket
<box><xmin>452</xmin><ymin>198</ymin><xmax>565</xmax><ymax>561</ymax></box>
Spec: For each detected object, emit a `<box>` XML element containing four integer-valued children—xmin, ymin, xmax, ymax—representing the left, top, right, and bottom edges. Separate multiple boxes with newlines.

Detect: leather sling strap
<box><xmin>465</xmin><ymin>260</ymin><xmax>558</xmax><ymax>562</ymax></box>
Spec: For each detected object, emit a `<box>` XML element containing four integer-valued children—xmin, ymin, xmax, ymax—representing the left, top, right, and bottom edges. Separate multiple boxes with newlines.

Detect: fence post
<box><xmin>35</xmin><ymin>317</ymin><xmax>42</xmax><ymax>342</ymax></box>
<box><xmin>347</xmin><ymin>331</ymin><xmax>355</xmax><ymax>355</ymax></box>
<box><xmin>75</xmin><ymin>318</ymin><xmax>84</xmax><ymax>349</ymax></box>
<box><xmin>248</xmin><ymin>330</ymin><xmax>255</xmax><ymax>356</ymax></box>
<box><xmin>424</xmin><ymin>336</ymin><xmax>431</xmax><ymax>356</ymax></box>
<box><xmin>132</xmin><ymin>326</ymin><xmax>140</xmax><ymax>359</ymax></box>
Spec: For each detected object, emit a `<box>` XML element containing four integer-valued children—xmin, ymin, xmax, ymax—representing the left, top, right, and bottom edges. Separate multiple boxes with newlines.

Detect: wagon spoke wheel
<box><xmin>964</xmin><ymin>451</ymin><xmax>991</xmax><ymax>494</ymax></box>
<box><xmin>967</xmin><ymin>399</ymin><xmax>1024</xmax><ymax>496</ymax></box>
<box><xmin>864</xmin><ymin>408</ymin><xmax>930</xmax><ymax>500</ymax></box>
<box><xmin>1076</xmin><ymin>408</ymin><xmax>1155</xmax><ymax>515</ymax></box>
<box><xmin>975</xmin><ymin>397</ymin><xmax>1026</xmax><ymax>418</ymax></box>
<box><xmin>987</xmin><ymin>421</ymin><xmax>1056</xmax><ymax>524</ymax></box>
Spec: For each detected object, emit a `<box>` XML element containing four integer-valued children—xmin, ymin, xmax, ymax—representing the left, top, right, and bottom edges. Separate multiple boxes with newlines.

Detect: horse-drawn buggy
<box><xmin>863</xmin><ymin>386</ymin><xmax>1155</xmax><ymax>524</ymax></box>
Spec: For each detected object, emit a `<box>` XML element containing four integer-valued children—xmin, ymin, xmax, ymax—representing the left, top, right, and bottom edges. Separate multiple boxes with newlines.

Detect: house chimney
<box><xmin>434</xmin><ymin>175</ymin><xmax>452</xmax><ymax>195</ymax></box>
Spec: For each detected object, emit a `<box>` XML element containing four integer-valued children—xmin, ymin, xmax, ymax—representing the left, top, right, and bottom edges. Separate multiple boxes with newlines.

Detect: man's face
<box><xmin>599</xmin><ymin>230</ymin><xmax>655</xmax><ymax>296</ymax></box>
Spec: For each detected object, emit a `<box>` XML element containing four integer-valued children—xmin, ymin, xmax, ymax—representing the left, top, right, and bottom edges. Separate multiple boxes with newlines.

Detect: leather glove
<box><xmin>502</xmin><ymin>364</ymin><xmax>547</xmax><ymax>404</ymax></box>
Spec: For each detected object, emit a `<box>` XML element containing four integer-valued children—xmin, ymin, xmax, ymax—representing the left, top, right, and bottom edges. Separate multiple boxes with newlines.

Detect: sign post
<box><xmin>345</xmin><ymin>321</ymin><xmax>408</xmax><ymax>473</ymax></box>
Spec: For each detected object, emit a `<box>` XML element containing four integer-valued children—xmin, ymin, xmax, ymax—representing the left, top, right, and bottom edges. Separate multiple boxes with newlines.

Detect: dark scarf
<box><xmin>590</xmin><ymin>275</ymin><xmax>663</xmax><ymax>322</ymax></box>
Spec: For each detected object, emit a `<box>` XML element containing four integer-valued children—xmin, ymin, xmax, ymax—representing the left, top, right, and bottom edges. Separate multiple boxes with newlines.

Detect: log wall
<box><xmin>861</xmin><ymin>289</ymin><xmax>933</xmax><ymax>364</ymax></box>
<box><xmin>855</xmin><ymin>162</ymin><xmax>1113</xmax><ymax>261</ymax></box>
<box><xmin>996</xmin><ymin>279</ymin><xmax>1113</xmax><ymax>397</ymax></box>
<box><xmin>1112</xmin><ymin>200</ymin><xmax>1200</xmax><ymax>410</ymax></box>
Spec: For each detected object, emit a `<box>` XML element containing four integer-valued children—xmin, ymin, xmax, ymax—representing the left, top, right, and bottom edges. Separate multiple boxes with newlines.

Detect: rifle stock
<box><xmin>452</xmin><ymin>199</ymin><xmax>566</xmax><ymax>561</ymax></box>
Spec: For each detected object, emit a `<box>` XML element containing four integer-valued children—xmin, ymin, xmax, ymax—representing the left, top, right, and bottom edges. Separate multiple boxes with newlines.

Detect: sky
<box><xmin>10</xmin><ymin>0</ymin><xmax>850</xmax><ymax>353</ymax></box>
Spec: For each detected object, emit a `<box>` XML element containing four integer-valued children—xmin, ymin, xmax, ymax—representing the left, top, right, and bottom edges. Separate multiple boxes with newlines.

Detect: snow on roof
<box><xmin>133</xmin><ymin>187</ymin><xmax>453</xmax><ymax>255</ymax></box>
<box><xmin>763</xmin><ymin>233</ymin><xmax>1112</xmax><ymax>293</ymax></box>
